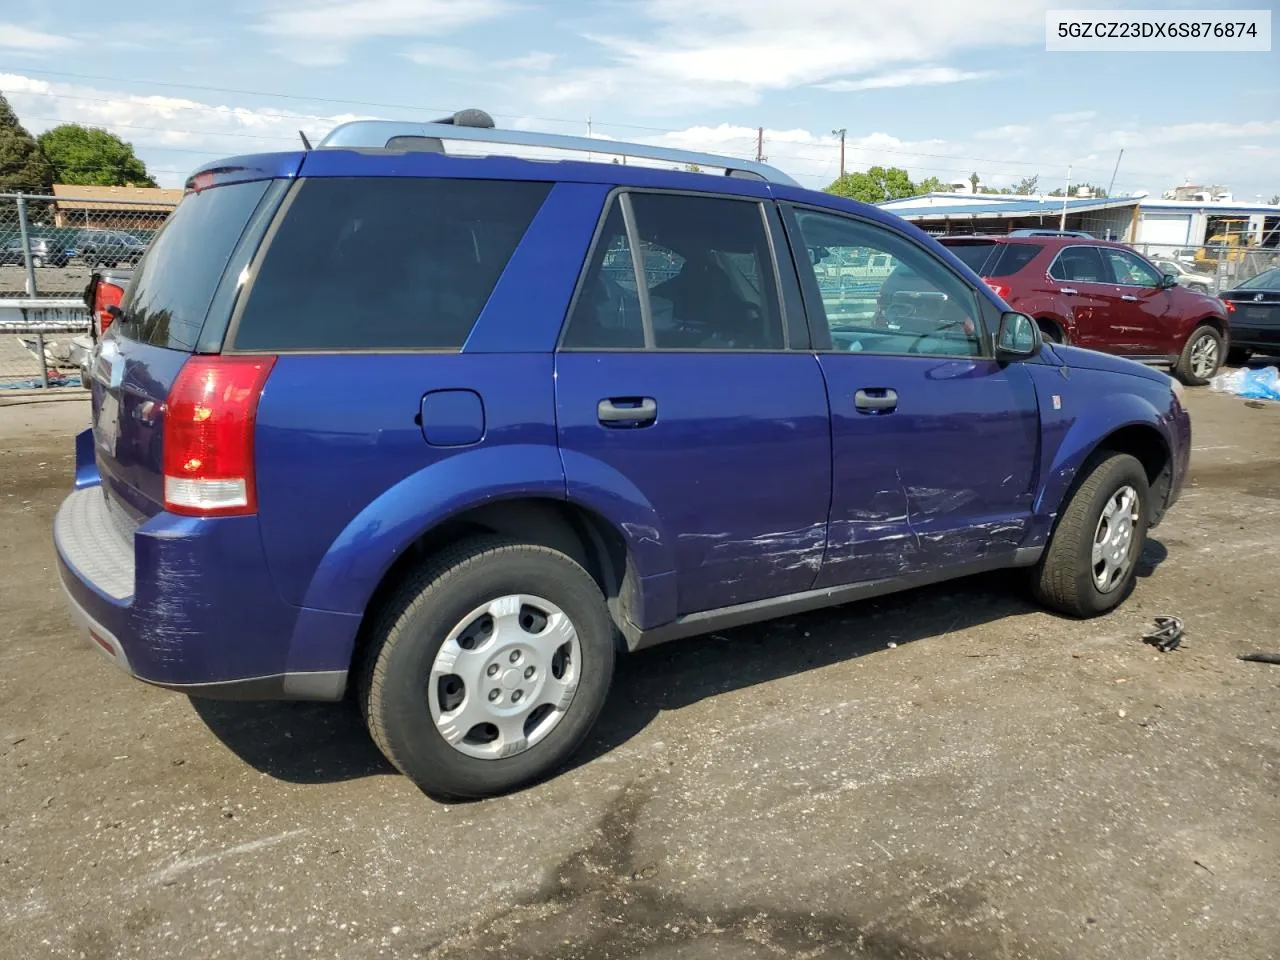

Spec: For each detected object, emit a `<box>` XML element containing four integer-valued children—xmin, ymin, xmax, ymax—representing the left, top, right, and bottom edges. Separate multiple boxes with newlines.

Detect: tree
<box><xmin>1049</xmin><ymin>181</ymin><xmax>1107</xmax><ymax>198</ymax></box>
<box><xmin>994</xmin><ymin>175</ymin><xmax>1040</xmax><ymax>195</ymax></box>
<box><xmin>1269</xmin><ymin>194</ymin><xmax>1279</xmax><ymax>205</ymax></box>
<box><xmin>825</xmin><ymin>165</ymin><xmax>916</xmax><ymax>203</ymax></box>
<box><xmin>916</xmin><ymin>176</ymin><xmax>947</xmax><ymax>194</ymax></box>
<box><xmin>36</xmin><ymin>123</ymin><xmax>157</xmax><ymax>187</ymax></box>
<box><xmin>969</xmin><ymin>171</ymin><xmax>980</xmax><ymax>193</ymax></box>
<box><xmin>0</xmin><ymin>92</ymin><xmax>54</xmax><ymax>194</ymax></box>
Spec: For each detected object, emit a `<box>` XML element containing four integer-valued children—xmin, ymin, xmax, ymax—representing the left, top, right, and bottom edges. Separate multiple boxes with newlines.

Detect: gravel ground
<box><xmin>1</xmin><ymin>390</ymin><xmax>1277</xmax><ymax>960</ymax></box>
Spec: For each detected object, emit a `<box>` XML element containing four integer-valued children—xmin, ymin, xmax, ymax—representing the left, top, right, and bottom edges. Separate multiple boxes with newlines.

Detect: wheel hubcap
<box><xmin>428</xmin><ymin>594</ymin><xmax>581</xmax><ymax>760</ymax></box>
<box><xmin>1190</xmin><ymin>334</ymin><xmax>1218</xmax><ymax>378</ymax></box>
<box><xmin>1091</xmin><ymin>485</ymin><xmax>1140</xmax><ymax>593</ymax></box>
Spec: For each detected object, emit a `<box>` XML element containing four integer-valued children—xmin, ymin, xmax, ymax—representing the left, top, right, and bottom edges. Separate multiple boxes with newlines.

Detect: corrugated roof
<box><xmin>51</xmin><ymin>184</ymin><xmax>183</xmax><ymax>211</ymax></box>
<box><xmin>880</xmin><ymin>193</ymin><xmax>1137</xmax><ymax>219</ymax></box>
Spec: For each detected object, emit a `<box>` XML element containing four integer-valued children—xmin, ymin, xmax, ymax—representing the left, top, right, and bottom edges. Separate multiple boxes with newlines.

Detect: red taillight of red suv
<box><xmin>93</xmin><ymin>279</ymin><xmax>126</xmax><ymax>337</ymax></box>
<box><xmin>983</xmin><ymin>279</ymin><xmax>1011</xmax><ymax>300</ymax></box>
<box><xmin>163</xmin><ymin>356</ymin><xmax>276</xmax><ymax>517</ymax></box>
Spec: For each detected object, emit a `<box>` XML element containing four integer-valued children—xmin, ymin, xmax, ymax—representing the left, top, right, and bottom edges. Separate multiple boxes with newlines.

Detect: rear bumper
<box><xmin>1229</xmin><ymin>325</ymin><xmax>1280</xmax><ymax>352</ymax></box>
<box><xmin>54</xmin><ymin>471</ymin><xmax>360</xmax><ymax>701</ymax></box>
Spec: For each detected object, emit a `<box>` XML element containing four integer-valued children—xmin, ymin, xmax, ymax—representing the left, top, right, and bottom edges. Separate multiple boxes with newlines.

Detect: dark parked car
<box><xmin>1</xmin><ymin>235</ymin><xmax>71</xmax><ymax>268</ymax></box>
<box><xmin>940</xmin><ymin>234</ymin><xmax>1230</xmax><ymax>385</ymax></box>
<box><xmin>1221</xmin><ymin>266</ymin><xmax>1280</xmax><ymax>361</ymax></box>
<box><xmin>55</xmin><ymin>114</ymin><xmax>1191</xmax><ymax>799</ymax></box>
<box><xmin>77</xmin><ymin>230</ymin><xmax>149</xmax><ymax>266</ymax></box>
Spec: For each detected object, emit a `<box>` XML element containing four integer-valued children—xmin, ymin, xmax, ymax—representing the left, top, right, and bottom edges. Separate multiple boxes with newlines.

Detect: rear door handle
<box><xmin>854</xmin><ymin>388</ymin><xmax>898</xmax><ymax>414</ymax></box>
<box><xmin>1058</xmin><ymin>287</ymin><xmax>1078</xmax><ymax>295</ymax></box>
<box><xmin>598</xmin><ymin>397</ymin><xmax>657</xmax><ymax>427</ymax></box>
<box><xmin>1121</xmin><ymin>295</ymin><xmax>1139</xmax><ymax>301</ymax></box>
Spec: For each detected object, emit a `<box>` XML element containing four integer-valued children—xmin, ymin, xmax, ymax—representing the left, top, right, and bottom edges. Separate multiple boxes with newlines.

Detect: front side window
<box><xmin>790</xmin><ymin>207</ymin><xmax>985</xmax><ymax>357</ymax></box>
<box><xmin>1103</xmin><ymin>249</ymin><xmax>1162</xmax><ymax>287</ymax></box>
<box><xmin>562</xmin><ymin>192</ymin><xmax>784</xmax><ymax>351</ymax></box>
<box><xmin>1049</xmin><ymin>246</ymin><xmax>1109</xmax><ymax>283</ymax></box>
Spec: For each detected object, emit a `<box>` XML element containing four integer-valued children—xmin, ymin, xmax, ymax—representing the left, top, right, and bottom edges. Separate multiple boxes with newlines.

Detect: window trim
<box><xmin>1099</xmin><ymin>246</ymin><xmax>1162</xmax><ymax>289</ymax></box>
<box><xmin>780</xmin><ymin>201</ymin><xmax>997</xmax><ymax>361</ymax></box>
<box><xmin>1047</xmin><ymin>244</ymin><xmax>1113</xmax><ymax>285</ymax></box>
<box><xmin>556</xmin><ymin>186</ymin><xmax>795</xmax><ymax>354</ymax></box>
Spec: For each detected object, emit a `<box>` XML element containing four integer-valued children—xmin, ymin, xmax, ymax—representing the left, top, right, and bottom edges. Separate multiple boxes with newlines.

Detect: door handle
<box><xmin>1058</xmin><ymin>287</ymin><xmax>1078</xmax><ymax>295</ymax></box>
<box><xmin>598</xmin><ymin>397</ymin><xmax>657</xmax><ymax>426</ymax></box>
<box><xmin>854</xmin><ymin>388</ymin><xmax>898</xmax><ymax>414</ymax></box>
<box><xmin>1121</xmin><ymin>295</ymin><xmax>1139</xmax><ymax>301</ymax></box>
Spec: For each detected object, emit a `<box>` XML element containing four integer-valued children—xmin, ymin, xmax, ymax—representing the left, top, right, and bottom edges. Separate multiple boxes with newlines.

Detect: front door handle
<box><xmin>1121</xmin><ymin>294</ymin><xmax>1139</xmax><ymax>301</ymax></box>
<box><xmin>1059</xmin><ymin>287</ymin><xmax>1078</xmax><ymax>295</ymax></box>
<box><xmin>854</xmin><ymin>388</ymin><xmax>898</xmax><ymax>414</ymax></box>
<box><xmin>598</xmin><ymin>397</ymin><xmax>657</xmax><ymax>427</ymax></box>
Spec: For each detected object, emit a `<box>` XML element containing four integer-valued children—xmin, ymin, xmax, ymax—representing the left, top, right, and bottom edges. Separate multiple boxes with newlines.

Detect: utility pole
<box><xmin>1106</xmin><ymin>148</ymin><xmax>1124</xmax><ymax>197</ymax></box>
<box><xmin>755</xmin><ymin>126</ymin><xmax>765</xmax><ymax>163</ymax></box>
<box><xmin>832</xmin><ymin>128</ymin><xmax>847</xmax><ymax>179</ymax></box>
<box><xmin>1059</xmin><ymin>164</ymin><xmax>1072</xmax><ymax>231</ymax></box>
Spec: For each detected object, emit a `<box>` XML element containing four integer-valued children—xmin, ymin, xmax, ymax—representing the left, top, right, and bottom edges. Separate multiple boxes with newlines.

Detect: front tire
<box><xmin>1032</xmin><ymin>453</ymin><xmax>1150</xmax><ymax>618</ymax></box>
<box><xmin>1173</xmin><ymin>324</ymin><xmax>1223</xmax><ymax>385</ymax></box>
<box><xmin>360</xmin><ymin>536</ymin><xmax>616</xmax><ymax>799</ymax></box>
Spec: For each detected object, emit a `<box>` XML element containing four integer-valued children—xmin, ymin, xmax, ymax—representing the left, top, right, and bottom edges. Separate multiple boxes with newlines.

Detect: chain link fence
<box><xmin>0</xmin><ymin>192</ymin><xmax>177</xmax><ymax>390</ymax></box>
<box><xmin>1126</xmin><ymin>241</ymin><xmax>1280</xmax><ymax>295</ymax></box>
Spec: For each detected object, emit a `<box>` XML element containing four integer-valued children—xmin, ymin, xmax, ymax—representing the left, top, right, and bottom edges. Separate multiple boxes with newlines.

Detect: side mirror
<box><xmin>1160</xmin><ymin>273</ymin><xmax>1178</xmax><ymax>289</ymax></box>
<box><xmin>995</xmin><ymin>311</ymin><xmax>1041</xmax><ymax>361</ymax></box>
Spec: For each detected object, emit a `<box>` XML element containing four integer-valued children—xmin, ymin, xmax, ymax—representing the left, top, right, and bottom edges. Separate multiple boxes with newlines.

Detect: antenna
<box><xmin>299</xmin><ymin>130</ymin><xmax>312</xmax><ymax>150</ymax></box>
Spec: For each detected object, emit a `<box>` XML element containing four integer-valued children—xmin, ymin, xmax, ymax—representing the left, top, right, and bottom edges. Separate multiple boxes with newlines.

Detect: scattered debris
<box><xmin>1209</xmin><ymin>366</ymin><xmax>1280</xmax><ymax>402</ymax></box>
<box><xmin>1142</xmin><ymin>616</ymin><xmax>1183</xmax><ymax>653</ymax></box>
<box><xmin>1238</xmin><ymin>652</ymin><xmax>1280</xmax><ymax>665</ymax></box>
<box><xmin>1193</xmin><ymin>859</ymin><xmax>1215</xmax><ymax>875</ymax></box>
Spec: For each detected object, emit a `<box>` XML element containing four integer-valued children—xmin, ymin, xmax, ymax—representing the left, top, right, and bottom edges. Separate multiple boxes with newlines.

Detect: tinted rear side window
<box><xmin>122</xmin><ymin>180</ymin><xmax>270</xmax><ymax>350</ymax></box>
<box><xmin>987</xmin><ymin>242</ymin><xmax>1042</xmax><ymax>277</ymax></box>
<box><xmin>233</xmin><ymin>177</ymin><xmax>551</xmax><ymax>351</ymax></box>
<box><xmin>944</xmin><ymin>242</ymin><xmax>998</xmax><ymax>275</ymax></box>
<box><xmin>944</xmin><ymin>240</ymin><xmax>1042</xmax><ymax>277</ymax></box>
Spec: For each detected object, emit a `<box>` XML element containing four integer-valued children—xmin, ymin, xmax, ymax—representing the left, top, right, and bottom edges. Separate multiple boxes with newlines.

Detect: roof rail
<box><xmin>316</xmin><ymin>114</ymin><xmax>800</xmax><ymax>187</ymax></box>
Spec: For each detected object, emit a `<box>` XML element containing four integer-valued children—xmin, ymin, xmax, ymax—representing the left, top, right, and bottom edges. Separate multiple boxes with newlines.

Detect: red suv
<box><xmin>940</xmin><ymin>234</ymin><xmax>1230</xmax><ymax>385</ymax></box>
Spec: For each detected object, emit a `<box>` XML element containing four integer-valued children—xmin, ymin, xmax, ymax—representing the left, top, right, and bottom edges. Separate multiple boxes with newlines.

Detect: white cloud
<box><xmin>0</xmin><ymin>72</ymin><xmax>369</xmax><ymax>187</ymax></box>
<box><xmin>532</xmin><ymin>0</ymin><xmax>1051</xmax><ymax>111</ymax></box>
<box><xmin>401</xmin><ymin>44</ymin><xmax>476</xmax><ymax>70</ymax></box>
<box><xmin>255</xmin><ymin>0</ymin><xmax>510</xmax><ymax>64</ymax></box>
<box><xmin>500</xmin><ymin>51</ymin><xmax>558</xmax><ymax>71</ymax></box>
<box><xmin>819</xmin><ymin>66</ymin><xmax>994</xmax><ymax>93</ymax></box>
<box><xmin>0</xmin><ymin>22</ymin><xmax>76</xmax><ymax>51</ymax></box>
<box><xmin>973</xmin><ymin>124</ymin><xmax>1033</xmax><ymax>141</ymax></box>
<box><xmin>1049</xmin><ymin>110</ymin><xmax>1097</xmax><ymax>124</ymax></box>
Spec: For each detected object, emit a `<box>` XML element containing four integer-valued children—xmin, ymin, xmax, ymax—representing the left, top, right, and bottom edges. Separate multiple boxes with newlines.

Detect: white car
<box><xmin>1153</xmin><ymin>258</ymin><xmax>1215</xmax><ymax>294</ymax></box>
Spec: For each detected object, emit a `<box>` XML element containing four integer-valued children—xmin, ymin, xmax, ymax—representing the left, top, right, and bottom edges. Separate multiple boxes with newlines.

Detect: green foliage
<box><xmin>0</xmin><ymin>92</ymin><xmax>54</xmax><ymax>194</ymax></box>
<box><xmin>825</xmin><ymin>165</ymin><xmax>916</xmax><ymax>203</ymax></box>
<box><xmin>36</xmin><ymin>123</ymin><xmax>157</xmax><ymax>187</ymax></box>
<box><xmin>915</xmin><ymin>176</ymin><xmax>947</xmax><ymax>194</ymax></box>
<box><xmin>1269</xmin><ymin>194</ymin><xmax>1279</xmax><ymax>205</ymax></box>
<box><xmin>992</xmin><ymin>175</ymin><xmax>1040</xmax><ymax>195</ymax></box>
<box><xmin>1049</xmin><ymin>182</ymin><xmax>1107</xmax><ymax>198</ymax></box>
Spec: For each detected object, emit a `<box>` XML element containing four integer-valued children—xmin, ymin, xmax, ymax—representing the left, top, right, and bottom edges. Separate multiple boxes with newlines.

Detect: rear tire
<box><xmin>360</xmin><ymin>535</ymin><xmax>616</xmax><ymax>800</ymax></box>
<box><xmin>1227</xmin><ymin>347</ymin><xmax>1251</xmax><ymax>366</ymax></box>
<box><xmin>1032</xmin><ymin>452</ymin><xmax>1150</xmax><ymax>618</ymax></box>
<box><xmin>1173</xmin><ymin>324</ymin><xmax>1223</xmax><ymax>385</ymax></box>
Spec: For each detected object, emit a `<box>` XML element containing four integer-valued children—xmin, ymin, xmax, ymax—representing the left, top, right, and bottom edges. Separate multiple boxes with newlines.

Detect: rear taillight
<box><xmin>983</xmin><ymin>279</ymin><xmax>1011</xmax><ymax>300</ymax></box>
<box><xmin>1224</xmin><ymin>300</ymin><xmax>1236</xmax><ymax>314</ymax></box>
<box><xmin>162</xmin><ymin>356</ymin><xmax>276</xmax><ymax>517</ymax></box>
<box><xmin>94</xmin><ymin>280</ymin><xmax>125</xmax><ymax>336</ymax></box>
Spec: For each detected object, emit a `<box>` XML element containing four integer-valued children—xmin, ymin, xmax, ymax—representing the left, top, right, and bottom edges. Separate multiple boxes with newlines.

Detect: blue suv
<box><xmin>55</xmin><ymin>112</ymin><xmax>1191</xmax><ymax>798</ymax></box>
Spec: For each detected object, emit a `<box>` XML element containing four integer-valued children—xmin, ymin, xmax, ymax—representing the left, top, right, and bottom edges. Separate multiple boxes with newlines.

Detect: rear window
<box><xmin>943</xmin><ymin>240</ymin><xmax>1042</xmax><ymax>278</ymax></box>
<box><xmin>232</xmin><ymin>177</ymin><xmax>551</xmax><ymax>351</ymax></box>
<box><xmin>122</xmin><ymin>180</ymin><xmax>271</xmax><ymax>350</ymax></box>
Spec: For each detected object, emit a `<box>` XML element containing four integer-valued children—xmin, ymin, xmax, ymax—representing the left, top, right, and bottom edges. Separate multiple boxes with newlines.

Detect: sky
<box><xmin>0</xmin><ymin>0</ymin><xmax>1277</xmax><ymax>199</ymax></box>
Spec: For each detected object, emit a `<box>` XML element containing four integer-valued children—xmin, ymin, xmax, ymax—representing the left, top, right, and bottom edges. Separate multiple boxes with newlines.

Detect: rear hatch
<box><xmin>90</xmin><ymin>175</ymin><xmax>287</xmax><ymax>522</ymax></box>
<box><xmin>1223</xmin><ymin>282</ymin><xmax>1280</xmax><ymax>331</ymax></box>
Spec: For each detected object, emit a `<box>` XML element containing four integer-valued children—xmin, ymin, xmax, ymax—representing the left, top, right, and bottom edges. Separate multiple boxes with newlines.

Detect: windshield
<box><xmin>1237</xmin><ymin>267</ymin><xmax>1280</xmax><ymax>290</ymax></box>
